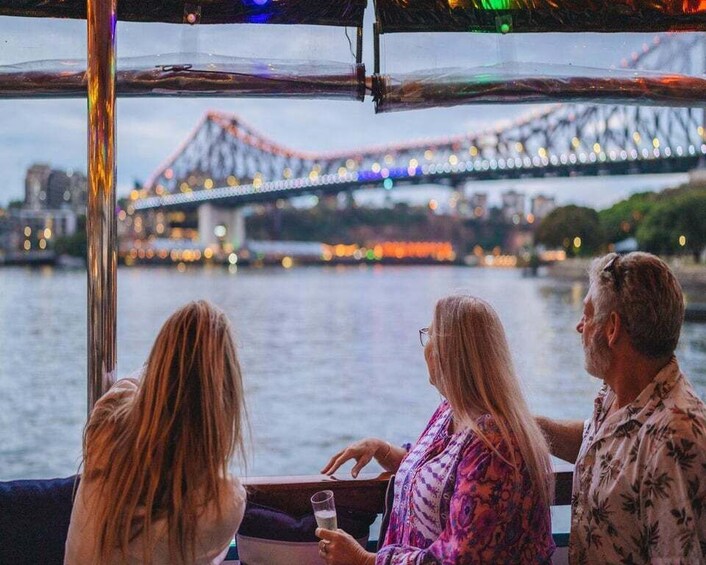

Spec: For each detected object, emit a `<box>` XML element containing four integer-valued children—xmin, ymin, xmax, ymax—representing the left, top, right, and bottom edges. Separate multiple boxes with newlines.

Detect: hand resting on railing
<box><xmin>321</xmin><ymin>438</ymin><xmax>407</xmax><ymax>477</ymax></box>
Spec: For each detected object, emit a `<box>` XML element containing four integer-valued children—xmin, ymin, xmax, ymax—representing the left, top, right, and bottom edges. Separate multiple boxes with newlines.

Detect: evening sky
<box><xmin>0</xmin><ymin>7</ymin><xmax>691</xmax><ymax>208</ymax></box>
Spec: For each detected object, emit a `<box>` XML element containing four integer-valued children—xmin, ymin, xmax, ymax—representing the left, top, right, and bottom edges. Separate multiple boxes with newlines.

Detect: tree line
<box><xmin>534</xmin><ymin>182</ymin><xmax>706</xmax><ymax>262</ymax></box>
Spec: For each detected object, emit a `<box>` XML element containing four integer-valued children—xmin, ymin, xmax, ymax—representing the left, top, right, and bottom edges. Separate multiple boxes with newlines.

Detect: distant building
<box><xmin>3</xmin><ymin>208</ymin><xmax>77</xmax><ymax>252</ymax></box>
<box><xmin>24</xmin><ymin>164</ymin><xmax>51</xmax><ymax>211</ymax></box>
<box><xmin>18</xmin><ymin>208</ymin><xmax>76</xmax><ymax>239</ymax></box>
<box><xmin>24</xmin><ymin>163</ymin><xmax>87</xmax><ymax>215</ymax></box>
<box><xmin>0</xmin><ymin>208</ymin><xmax>10</xmax><ymax>252</ymax></box>
<box><xmin>46</xmin><ymin>169</ymin><xmax>87</xmax><ymax>213</ymax></box>
<box><xmin>506</xmin><ymin>228</ymin><xmax>535</xmax><ymax>254</ymax></box>
<box><xmin>531</xmin><ymin>194</ymin><xmax>557</xmax><ymax>221</ymax></box>
<box><xmin>0</xmin><ymin>164</ymin><xmax>86</xmax><ymax>253</ymax></box>
<box><xmin>501</xmin><ymin>190</ymin><xmax>526</xmax><ymax>223</ymax></box>
<box><xmin>469</xmin><ymin>192</ymin><xmax>489</xmax><ymax>219</ymax></box>
<box><xmin>46</xmin><ymin>170</ymin><xmax>68</xmax><ymax>210</ymax></box>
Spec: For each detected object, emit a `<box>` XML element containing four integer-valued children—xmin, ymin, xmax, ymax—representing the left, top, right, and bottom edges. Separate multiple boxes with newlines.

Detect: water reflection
<box><xmin>0</xmin><ymin>265</ymin><xmax>704</xmax><ymax>480</ymax></box>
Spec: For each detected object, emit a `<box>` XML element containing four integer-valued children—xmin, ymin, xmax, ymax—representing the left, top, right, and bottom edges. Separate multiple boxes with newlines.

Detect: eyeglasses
<box><xmin>602</xmin><ymin>254</ymin><xmax>623</xmax><ymax>292</ymax></box>
<box><xmin>419</xmin><ymin>327</ymin><xmax>430</xmax><ymax>347</ymax></box>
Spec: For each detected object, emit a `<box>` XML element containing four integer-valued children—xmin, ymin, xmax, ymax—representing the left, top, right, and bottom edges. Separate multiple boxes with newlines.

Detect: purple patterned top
<box><xmin>377</xmin><ymin>402</ymin><xmax>554</xmax><ymax>564</ymax></box>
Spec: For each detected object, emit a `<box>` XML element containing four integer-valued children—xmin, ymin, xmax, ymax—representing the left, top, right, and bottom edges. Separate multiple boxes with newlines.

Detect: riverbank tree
<box><xmin>534</xmin><ymin>205</ymin><xmax>602</xmax><ymax>256</ymax></box>
<box><xmin>636</xmin><ymin>190</ymin><xmax>706</xmax><ymax>262</ymax></box>
<box><xmin>598</xmin><ymin>192</ymin><xmax>656</xmax><ymax>244</ymax></box>
<box><xmin>537</xmin><ymin>182</ymin><xmax>706</xmax><ymax>260</ymax></box>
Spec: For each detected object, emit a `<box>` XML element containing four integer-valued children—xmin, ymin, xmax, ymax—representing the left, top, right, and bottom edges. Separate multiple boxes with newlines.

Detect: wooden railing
<box><xmin>243</xmin><ymin>463</ymin><xmax>574</xmax><ymax>516</ymax></box>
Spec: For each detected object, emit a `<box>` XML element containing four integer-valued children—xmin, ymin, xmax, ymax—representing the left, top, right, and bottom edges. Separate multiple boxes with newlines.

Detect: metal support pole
<box><xmin>373</xmin><ymin>22</ymin><xmax>380</xmax><ymax>76</ymax></box>
<box><xmin>702</xmin><ymin>33</ymin><xmax>706</xmax><ymax>168</ymax></box>
<box><xmin>356</xmin><ymin>26</ymin><xmax>363</xmax><ymax>66</ymax></box>
<box><xmin>87</xmin><ymin>0</ymin><xmax>117</xmax><ymax>412</ymax></box>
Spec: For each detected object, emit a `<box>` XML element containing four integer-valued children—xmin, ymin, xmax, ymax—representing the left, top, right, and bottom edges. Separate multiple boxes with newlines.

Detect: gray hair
<box><xmin>588</xmin><ymin>252</ymin><xmax>684</xmax><ymax>358</ymax></box>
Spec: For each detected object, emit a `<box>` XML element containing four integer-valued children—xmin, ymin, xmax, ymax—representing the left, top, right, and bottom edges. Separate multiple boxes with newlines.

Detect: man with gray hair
<box><xmin>538</xmin><ymin>252</ymin><xmax>706</xmax><ymax>563</ymax></box>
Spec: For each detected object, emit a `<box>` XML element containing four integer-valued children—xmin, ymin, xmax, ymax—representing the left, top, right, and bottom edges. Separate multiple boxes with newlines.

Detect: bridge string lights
<box><xmin>134</xmin><ymin>33</ymin><xmax>706</xmax><ymax>212</ymax></box>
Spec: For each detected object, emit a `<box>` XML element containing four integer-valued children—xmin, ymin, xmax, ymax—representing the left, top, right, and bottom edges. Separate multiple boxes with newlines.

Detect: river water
<box><xmin>1</xmin><ymin>265</ymin><xmax>705</xmax><ymax>481</ymax></box>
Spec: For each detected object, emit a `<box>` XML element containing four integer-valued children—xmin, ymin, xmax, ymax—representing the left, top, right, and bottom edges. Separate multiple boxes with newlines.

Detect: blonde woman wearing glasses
<box><xmin>65</xmin><ymin>300</ymin><xmax>248</xmax><ymax>564</ymax></box>
<box><xmin>318</xmin><ymin>295</ymin><xmax>554</xmax><ymax>564</ymax></box>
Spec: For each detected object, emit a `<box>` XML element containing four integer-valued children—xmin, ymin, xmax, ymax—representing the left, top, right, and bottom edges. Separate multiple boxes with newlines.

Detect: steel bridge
<box><xmin>135</xmin><ymin>33</ymin><xmax>706</xmax><ymax>212</ymax></box>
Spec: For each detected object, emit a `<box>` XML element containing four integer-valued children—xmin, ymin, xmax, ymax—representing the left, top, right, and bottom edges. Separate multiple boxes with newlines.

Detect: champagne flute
<box><xmin>311</xmin><ymin>490</ymin><xmax>337</xmax><ymax>530</ymax></box>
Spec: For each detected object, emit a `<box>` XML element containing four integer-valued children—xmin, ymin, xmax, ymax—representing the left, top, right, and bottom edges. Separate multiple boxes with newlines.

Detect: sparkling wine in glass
<box><xmin>311</xmin><ymin>490</ymin><xmax>337</xmax><ymax>530</ymax></box>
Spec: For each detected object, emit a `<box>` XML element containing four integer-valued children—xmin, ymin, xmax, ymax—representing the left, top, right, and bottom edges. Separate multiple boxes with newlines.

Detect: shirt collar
<box><xmin>592</xmin><ymin>358</ymin><xmax>682</xmax><ymax>440</ymax></box>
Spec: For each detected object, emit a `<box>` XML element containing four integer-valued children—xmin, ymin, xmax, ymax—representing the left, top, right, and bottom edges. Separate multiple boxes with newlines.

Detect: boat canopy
<box><xmin>2</xmin><ymin>1</ymin><xmax>706</xmax><ymax>107</ymax></box>
<box><xmin>374</xmin><ymin>0</ymin><xmax>706</xmax><ymax>34</ymax></box>
<box><xmin>0</xmin><ymin>0</ymin><xmax>367</xmax><ymax>27</ymax></box>
<box><xmin>3</xmin><ymin>0</ymin><xmax>704</xmax><ymax>32</ymax></box>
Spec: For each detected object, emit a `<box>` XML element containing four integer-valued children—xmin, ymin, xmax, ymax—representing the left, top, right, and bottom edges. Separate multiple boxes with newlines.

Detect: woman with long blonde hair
<box><xmin>318</xmin><ymin>295</ymin><xmax>554</xmax><ymax>564</ymax></box>
<box><xmin>65</xmin><ymin>300</ymin><xmax>247</xmax><ymax>564</ymax></box>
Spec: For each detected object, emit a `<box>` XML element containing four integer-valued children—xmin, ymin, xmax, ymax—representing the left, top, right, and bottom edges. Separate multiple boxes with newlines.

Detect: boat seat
<box><xmin>236</xmin><ymin>500</ymin><xmax>376</xmax><ymax>565</ymax></box>
<box><xmin>0</xmin><ymin>475</ymin><xmax>377</xmax><ymax>565</ymax></box>
<box><xmin>0</xmin><ymin>475</ymin><xmax>78</xmax><ymax>565</ymax></box>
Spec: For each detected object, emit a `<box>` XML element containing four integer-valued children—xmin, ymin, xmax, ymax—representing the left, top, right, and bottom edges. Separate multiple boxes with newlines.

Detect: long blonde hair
<box><xmin>430</xmin><ymin>295</ymin><xmax>553</xmax><ymax>507</ymax></box>
<box><xmin>84</xmin><ymin>300</ymin><xmax>247</xmax><ymax>564</ymax></box>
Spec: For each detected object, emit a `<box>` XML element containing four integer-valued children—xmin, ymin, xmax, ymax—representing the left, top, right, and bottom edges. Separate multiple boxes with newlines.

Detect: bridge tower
<box><xmin>450</xmin><ymin>180</ymin><xmax>468</xmax><ymax>217</ymax></box>
<box><xmin>197</xmin><ymin>203</ymin><xmax>246</xmax><ymax>250</ymax></box>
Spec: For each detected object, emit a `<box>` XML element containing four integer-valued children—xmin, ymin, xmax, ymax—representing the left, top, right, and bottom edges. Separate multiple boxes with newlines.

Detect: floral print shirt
<box><xmin>571</xmin><ymin>359</ymin><xmax>706</xmax><ymax>564</ymax></box>
<box><xmin>377</xmin><ymin>402</ymin><xmax>554</xmax><ymax>564</ymax></box>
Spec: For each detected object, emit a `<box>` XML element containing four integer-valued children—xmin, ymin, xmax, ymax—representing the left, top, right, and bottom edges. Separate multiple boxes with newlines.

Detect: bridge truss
<box><xmin>136</xmin><ymin>33</ymin><xmax>706</xmax><ymax>211</ymax></box>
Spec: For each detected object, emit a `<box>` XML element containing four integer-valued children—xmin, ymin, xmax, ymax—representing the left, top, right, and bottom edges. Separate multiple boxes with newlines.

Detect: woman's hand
<box><xmin>321</xmin><ymin>438</ymin><xmax>396</xmax><ymax>477</ymax></box>
<box><xmin>316</xmin><ymin>528</ymin><xmax>375</xmax><ymax>565</ymax></box>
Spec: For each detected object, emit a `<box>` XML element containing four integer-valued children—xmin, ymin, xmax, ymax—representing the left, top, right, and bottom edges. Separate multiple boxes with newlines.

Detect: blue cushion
<box><xmin>0</xmin><ymin>476</ymin><xmax>78</xmax><ymax>565</ymax></box>
<box><xmin>238</xmin><ymin>501</ymin><xmax>376</xmax><ymax>542</ymax></box>
<box><xmin>237</xmin><ymin>502</ymin><xmax>376</xmax><ymax>565</ymax></box>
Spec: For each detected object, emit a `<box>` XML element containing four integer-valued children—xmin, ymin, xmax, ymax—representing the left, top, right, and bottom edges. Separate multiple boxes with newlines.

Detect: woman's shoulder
<box><xmin>90</xmin><ymin>379</ymin><xmax>137</xmax><ymax>419</ymax></box>
<box><xmin>429</xmin><ymin>400</ymin><xmax>452</xmax><ymax>423</ymax></box>
<box><xmin>224</xmin><ymin>475</ymin><xmax>247</xmax><ymax>506</ymax></box>
<box><xmin>93</xmin><ymin>378</ymin><xmax>138</xmax><ymax>409</ymax></box>
<box><xmin>461</xmin><ymin>414</ymin><xmax>521</xmax><ymax>465</ymax></box>
<box><xmin>212</xmin><ymin>475</ymin><xmax>247</xmax><ymax>524</ymax></box>
<box><xmin>85</xmin><ymin>379</ymin><xmax>139</xmax><ymax>447</ymax></box>
<box><xmin>197</xmin><ymin>476</ymin><xmax>246</xmax><ymax>515</ymax></box>
<box><xmin>197</xmin><ymin>476</ymin><xmax>247</xmax><ymax>545</ymax></box>
<box><xmin>474</xmin><ymin>413</ymin><xmax>503</xmax><ymax>437</ymax></box>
